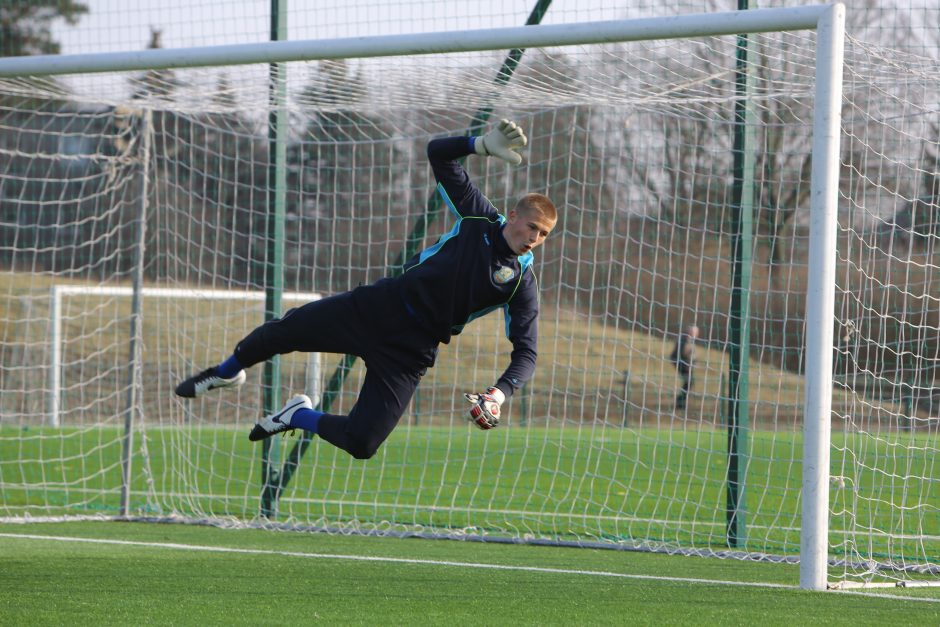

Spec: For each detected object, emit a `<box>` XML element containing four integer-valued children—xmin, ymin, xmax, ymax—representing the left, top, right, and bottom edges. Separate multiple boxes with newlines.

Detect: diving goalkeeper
<box><xmin>175</xmin><ymin>119</ymin><xmax>558</xmax><ymax>459</ymax></box>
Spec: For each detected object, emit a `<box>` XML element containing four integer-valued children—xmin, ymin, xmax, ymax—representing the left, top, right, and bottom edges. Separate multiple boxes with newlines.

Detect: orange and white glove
<box><xmin>464</xmin><ymin>387</ymin><xmax>505</xmax><ymax>430</ymax></box>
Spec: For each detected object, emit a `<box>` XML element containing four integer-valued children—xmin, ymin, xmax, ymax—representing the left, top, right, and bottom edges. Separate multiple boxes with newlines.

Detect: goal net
<box><xmin>0</xmin><ymin>8</ymin><xmax>936</xmax><ymax>589</ymax></box>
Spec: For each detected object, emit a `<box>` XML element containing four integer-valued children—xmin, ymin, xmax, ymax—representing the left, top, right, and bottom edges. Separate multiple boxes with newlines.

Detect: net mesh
<box><xmin>0</xmin><ymin>28</ymin><xmax>937</xmax><ymax>586</ymax></box>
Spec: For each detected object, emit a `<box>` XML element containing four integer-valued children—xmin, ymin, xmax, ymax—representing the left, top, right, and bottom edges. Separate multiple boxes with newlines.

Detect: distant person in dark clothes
<box><xmin>670</xmin><ymin>325</ymin><xmax>699</xmax><ymax>410</ymax></box>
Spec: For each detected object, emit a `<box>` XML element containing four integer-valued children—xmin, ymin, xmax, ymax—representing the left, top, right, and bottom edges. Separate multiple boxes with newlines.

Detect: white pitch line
<box><xmin>0</xmin><ymin>531</ymin><xmax>790</xmax><ymax>588</ymax></box>
<box><xmin>2</xmin><ymin>532</ymin><xmax>938</xmax><ymax>602</ymax></box>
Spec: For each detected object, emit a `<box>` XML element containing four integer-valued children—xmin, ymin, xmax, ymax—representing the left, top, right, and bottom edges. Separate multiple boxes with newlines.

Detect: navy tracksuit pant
<box><xmin>232</xmin><ymin>279</ymin><xmax>438</xmax><ymax>459</ymax></box>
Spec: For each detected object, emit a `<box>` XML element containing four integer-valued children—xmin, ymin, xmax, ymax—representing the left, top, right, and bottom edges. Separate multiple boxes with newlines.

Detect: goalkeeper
<box><xmin>175</xmin><ymin>119</ymin><xmax>557</xmax><ymax>459</ymax></box>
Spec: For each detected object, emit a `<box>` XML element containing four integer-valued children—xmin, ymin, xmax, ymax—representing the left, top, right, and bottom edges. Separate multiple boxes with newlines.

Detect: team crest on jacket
<box><xmin>493</xmin><ymin>266</ymin><xmax>516</xmax><ymax>284</ymax></box>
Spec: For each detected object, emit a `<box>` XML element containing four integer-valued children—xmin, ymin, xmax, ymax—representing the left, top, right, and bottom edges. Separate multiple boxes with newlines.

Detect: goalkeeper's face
<box><xmin>503</xmin><ymin>207</ymin><xmax>556</xmax><ymax>256</ymax></box>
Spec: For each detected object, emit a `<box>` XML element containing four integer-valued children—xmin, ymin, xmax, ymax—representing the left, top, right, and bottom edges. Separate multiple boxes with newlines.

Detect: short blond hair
<box><xmin>514</xmin><ymin>193</ymin><xmax>557</xmax><ymax>222</ymax></box>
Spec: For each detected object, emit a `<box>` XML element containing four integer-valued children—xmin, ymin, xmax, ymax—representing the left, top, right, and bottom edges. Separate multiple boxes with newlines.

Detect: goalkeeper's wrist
<box><xmin>472</xmin><ymin>135</ymin><xmax>489</xmax><ymax>157</ymax></box>
<box><xmin>486</xmin><ymin>386</ymin><xmax>506</xmax><ymax>405</ymax></box>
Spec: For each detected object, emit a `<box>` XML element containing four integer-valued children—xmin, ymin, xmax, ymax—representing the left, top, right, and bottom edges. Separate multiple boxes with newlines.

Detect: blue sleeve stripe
<box><xmin>410</xmin><ymin>219</ymin><xmax>462</xmax><ymax>268</ymax></box>
<box><xmin>462</xmin><ymin>305</ymin><xmax>501</xmax><ymax>329</ymax></box>
<box><xmin>437</xmin><ymin>182</ymin><xmax>462</xmax><ymax>219</ymax></box>
<box><xmin>505</xmin><ymin>254</ymin><xmax>533</xmax><ymax>303</ymax></box>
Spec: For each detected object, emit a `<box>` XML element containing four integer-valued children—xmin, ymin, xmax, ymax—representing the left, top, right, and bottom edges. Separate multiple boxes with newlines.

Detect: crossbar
<box><xmin>0</xmin><ymin>6</ymin><xmax>835</xmax><ymax>77</ymax></box>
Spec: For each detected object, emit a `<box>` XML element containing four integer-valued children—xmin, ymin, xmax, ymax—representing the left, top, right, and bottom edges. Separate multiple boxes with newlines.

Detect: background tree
<box><xmin>515</xmin><ymin>51</ymin><xmax>617</xmax><ymax>312</ymax></box>
<box><xmin>0</xmin><ymin>0</ymin><xmax>88</xmax><ymax>57</ymax></box>
<box><xmin>0</xmin><ymin>1</ymin><xmax>87</xmax><ymax>109</ymax></box>
<box><xmin>127</xmin><ymin>40</ymin><xmax>270</xmax><ymax>287</ymax></box>
<box><xmin>0</xmin><ymin>0</ymin><xmax>124</xmax><ymax>278</ymax></box>
<box><xmin>131</xmin><ymin>28</ymin><xmax>179</xmax><ymax>100</ymax></box>
<box><xmin>288</xmin><ymin>60</ymin><xmax>410</xmax><ymax>293</ymax></box>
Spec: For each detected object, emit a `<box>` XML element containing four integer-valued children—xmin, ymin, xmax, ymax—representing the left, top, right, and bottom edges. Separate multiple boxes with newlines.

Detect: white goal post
<box><xmin>0</xmin><ymin>7</ymin><xmax>843</xmax><ymax>79</ymax></box>
<box><xmin>48</xmin><ymin>285</ymin><xmax>323</xmax><ymax>429</ymax></box>
<box><xmin>0</xmin><ymin>5</ymin><xmax>866</xmax><ymax>592</ymax></box>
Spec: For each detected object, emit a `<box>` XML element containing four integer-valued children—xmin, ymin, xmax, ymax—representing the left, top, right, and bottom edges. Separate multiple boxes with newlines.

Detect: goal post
<box><xmin>8</xmin><ymin>4</ymin><xmax>938</xmax><ymax>592</ymax></box>
<box><xmin>0</xmin><ymin>6</ymin><xmax>845</xmax><ymax>78</ymax></box>
<box><xmin>48</xmin><ymin>286</ymin><xmax>324</xmax><ymax>428</ymax></box>
<box><xmin>800</xmin><ymin>5</ymin><xmax>846</xmax><ymax>592</ymax></box>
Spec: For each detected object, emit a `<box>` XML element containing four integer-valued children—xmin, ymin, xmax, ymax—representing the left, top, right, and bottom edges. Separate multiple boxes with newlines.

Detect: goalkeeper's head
<box><xmin>503</xmin><ymin>193</ymin><xmax>557</xmax><ymax>256</ymax></box>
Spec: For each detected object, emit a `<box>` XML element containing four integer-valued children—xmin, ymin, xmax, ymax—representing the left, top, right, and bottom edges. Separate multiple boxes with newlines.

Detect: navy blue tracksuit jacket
<box><xmin>233</xmin><ymin>136</ymin><xmax>541</xmax><ymax>459</ymax></box>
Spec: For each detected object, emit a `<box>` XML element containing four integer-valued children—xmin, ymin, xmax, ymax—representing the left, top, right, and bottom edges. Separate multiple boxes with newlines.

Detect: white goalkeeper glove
<box><xmin>464</xmin><ymin>386</ymin><xmax>505</xmax><ymax>430</ymax></box>
<box><xmin>474</xmin><ymin>119</ymin><xmax>527</xmax><ymax>166</ymax></box>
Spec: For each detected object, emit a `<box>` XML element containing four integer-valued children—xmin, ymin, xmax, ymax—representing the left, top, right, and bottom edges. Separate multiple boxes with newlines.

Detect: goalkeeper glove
<box><xmin>464</xmin><ymin>387</ymin><xmax>505</xmax><ymax>430</ymax></box>
<box><xmin>474</xmin><ymin>119</ymin><xmax>527</xmax><ymax>166</ymax></box>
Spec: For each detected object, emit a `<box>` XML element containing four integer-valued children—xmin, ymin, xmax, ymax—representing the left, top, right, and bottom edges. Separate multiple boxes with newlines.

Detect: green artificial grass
<box><xmin>2</xmin><ymin>424</ymin><xmax>937</xmax><ymax>590</ymax></box>
<box><xmin>1</xmin><ymin>522</ymin><xmax>937</xmax><ymax>625</ymax></box>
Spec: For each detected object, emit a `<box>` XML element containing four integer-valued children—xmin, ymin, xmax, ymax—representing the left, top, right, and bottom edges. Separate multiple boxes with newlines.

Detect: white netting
<box><xmin>0</xmin><ymin>26</ymin><xmax>937</xmax><ymax>587</ymax></box>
